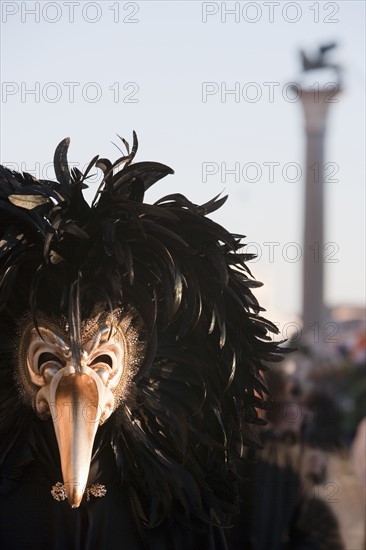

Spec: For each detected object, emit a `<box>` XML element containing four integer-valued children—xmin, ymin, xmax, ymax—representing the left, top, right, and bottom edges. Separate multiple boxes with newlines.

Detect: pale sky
<box><xmin>1</xmin><ymin>0</ymin><xmax>365</xmax><ymax>331</ymax></box>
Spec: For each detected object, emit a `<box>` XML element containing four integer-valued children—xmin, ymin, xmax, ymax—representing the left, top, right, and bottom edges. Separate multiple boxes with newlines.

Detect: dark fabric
<box><xmin>0</xmin><ymin>470</ymin><xmax>143</xmax><ymax>550</ymax></box>
<box><xmin>0</xmin><ymin>471</ymin><xmax>228</xmax><ymax>550</ymax></box>
<box><xmin>0</xmin><ymin>475</ymin><xmax>228</xmax><ymax>550</ymax></box>
<box><xmin>228</xmin><ymin>457</ymin><xmax>301</xmax><ymax>549</ymax></box>
<box><xmin>251</xmin><ymin>456</ymin><xmax>300</xmax><ymax>547</ymax></box>
<box><xmin>0</xmin><ymin>420</ymin><xmax>228</xmax><ymax>550</ymax></box>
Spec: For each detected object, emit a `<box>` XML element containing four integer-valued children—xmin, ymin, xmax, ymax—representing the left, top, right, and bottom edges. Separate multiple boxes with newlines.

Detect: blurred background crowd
<box><xmin>229</xmin><ymin>359</ymin><xmax>365</xmax><ymax>549</ymax></box>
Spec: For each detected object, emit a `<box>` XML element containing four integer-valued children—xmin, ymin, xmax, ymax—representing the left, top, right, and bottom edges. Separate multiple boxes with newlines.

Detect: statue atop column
<box><xmin>300</xmin><ymin>42</ymin><xmax>343</xmax><ymax>86</ymax></box>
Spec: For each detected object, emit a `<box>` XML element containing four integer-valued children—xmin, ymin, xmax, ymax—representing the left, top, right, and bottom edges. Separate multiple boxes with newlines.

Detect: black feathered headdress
<box><xmin>0</xmin><ymin>133</ymin><xmax>282</xmax><ymax>534</ymax></box>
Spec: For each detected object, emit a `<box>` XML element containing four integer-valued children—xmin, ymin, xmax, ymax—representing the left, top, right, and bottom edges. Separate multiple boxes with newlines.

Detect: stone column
<box><xmin>295</xmin><ymin>87</ymin><xmax>340</xmax><ymax>336</ymax></box>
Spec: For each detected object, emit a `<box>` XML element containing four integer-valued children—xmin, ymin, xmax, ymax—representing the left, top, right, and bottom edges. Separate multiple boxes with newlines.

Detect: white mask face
<box><xmin>16</xmin><ymin>308</ymin><xmax>144</xmax><ymax>508</ymax></box>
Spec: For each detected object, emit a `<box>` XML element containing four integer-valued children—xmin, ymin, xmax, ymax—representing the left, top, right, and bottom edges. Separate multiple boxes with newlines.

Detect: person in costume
<box><xmin>0</xmin><ymin>134</ymin><xmax>282</xmax><ymax>549</ymax></box>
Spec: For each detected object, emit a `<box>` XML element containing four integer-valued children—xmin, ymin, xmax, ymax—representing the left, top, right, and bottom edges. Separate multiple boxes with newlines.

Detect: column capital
<box><xmin>291</xmin><ymin>85</ymin><xmax>341</xmax><ymax>135</ymax></box>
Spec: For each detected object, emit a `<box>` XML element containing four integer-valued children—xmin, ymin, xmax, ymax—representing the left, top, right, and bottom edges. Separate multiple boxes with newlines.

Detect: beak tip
<box><xmin>68</xmin><ymin>494</ymin><xmax>83</xmax><ymax>509</ymax></box>
<box><xmin>65</xmin><ymin>484</ymin><xmax>85</xmax><ymax>509</ymax></box>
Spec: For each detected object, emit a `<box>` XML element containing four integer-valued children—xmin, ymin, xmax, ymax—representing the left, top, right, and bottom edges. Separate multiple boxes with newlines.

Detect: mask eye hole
<box><xmin>38</xmin><ymin>352</ymin><xmax>63</xmax><ymax>370</ymax></box>
<box><xmin>90</xmin><ymin>354</ymin><xmax>113</xmax><ymax>368</ymax></box>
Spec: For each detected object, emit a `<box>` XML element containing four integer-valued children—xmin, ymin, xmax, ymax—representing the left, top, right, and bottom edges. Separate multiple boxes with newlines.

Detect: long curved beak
<box><xmin>35</xmin><ymin>365</ymin><xmax>115</xmax><ymax>508</ymax></box>
<box><xmin>52</xmin><ymin>373</ymin><xmax>100</xmax><ymax>508</ymax></box>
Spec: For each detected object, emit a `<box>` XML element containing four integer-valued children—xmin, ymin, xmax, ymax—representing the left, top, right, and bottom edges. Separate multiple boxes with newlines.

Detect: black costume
<box><xmin>0</xmin><ymin>134</ymin><xmax>282</xmax><ymax>549</ymax></box>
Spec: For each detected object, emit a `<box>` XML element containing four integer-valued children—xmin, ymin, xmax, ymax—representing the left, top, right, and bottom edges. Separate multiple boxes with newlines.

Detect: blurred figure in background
<box><xmin>295</xmin><ymin>391</ymin><xmax>346</xmax><ymax>549</ymax></box>
<box><xmin>248</xmin><ymin>369</ymin><xmax>304</xmax><ymax>549</ymax></box>
<box><xmin>230</xmin><ymin>369</ymin><xmax>344</xmax><ymax>549</ymax></box>
<box><xmin>300</xmin><ymin>391</ymin><xmax>365</xmax><ymax>550</ymax></box>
